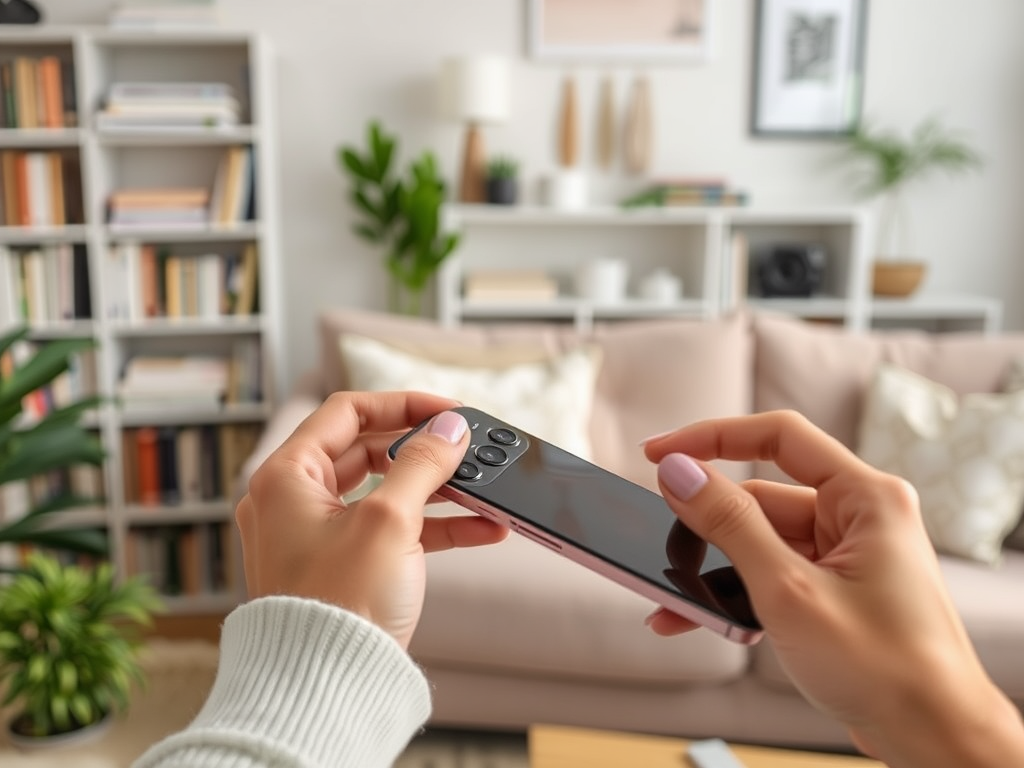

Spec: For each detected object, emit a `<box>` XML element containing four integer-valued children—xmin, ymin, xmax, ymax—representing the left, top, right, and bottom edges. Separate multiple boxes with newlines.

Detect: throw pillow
<box><xmin>338</xmin><ymin>333</ymin><xmax>601</xmax><ymax>460</ymax></box>
<box><xmin>856</xmin><ymin>363</ymin><xmax>1024</xmax><ymax>564</ymax></box>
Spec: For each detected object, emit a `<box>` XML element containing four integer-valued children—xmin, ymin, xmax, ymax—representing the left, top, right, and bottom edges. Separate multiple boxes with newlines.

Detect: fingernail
<box><xmin>643</xmin><ymin>609</ymin><xmax>660</xmax><ymax>626</ymax></box>
<box><xmin>427</xmin><ymin>411</ymin><xmax>468</xmax><ymax>444</ymax></box>
<box><xmin>658</xmin><ymin>453</ymin><xmax>708</xmax><ymax>501</ymax></box>
<box><xmin>638</xmin><ymin>428</ymin><xmax>675</xmax><ymax>446</ymax></box>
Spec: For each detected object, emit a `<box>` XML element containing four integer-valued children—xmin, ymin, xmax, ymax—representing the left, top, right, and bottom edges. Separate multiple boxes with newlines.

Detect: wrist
<box><xmin>858</xmin><ymin>674</ymin><xmax>1024</xmax><ymax>768</ymax></box>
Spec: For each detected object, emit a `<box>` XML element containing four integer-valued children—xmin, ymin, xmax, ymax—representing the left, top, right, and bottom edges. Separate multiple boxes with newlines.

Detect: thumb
<box><xmin>657</xmin><ymin>453</ymin><xmax>801</xmax><ymax>592</ymax></box>
<box><xmin>371</xmin><ymin>410</ymin><xmax>470</xmax><ymax>515</ymax></box>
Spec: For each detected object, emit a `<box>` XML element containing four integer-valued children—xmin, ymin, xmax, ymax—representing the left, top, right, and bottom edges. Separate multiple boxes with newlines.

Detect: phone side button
<box><xmin>516</xmin><ymin>525</ymin><xmax>562</xmax><ymax>552</ymax></box>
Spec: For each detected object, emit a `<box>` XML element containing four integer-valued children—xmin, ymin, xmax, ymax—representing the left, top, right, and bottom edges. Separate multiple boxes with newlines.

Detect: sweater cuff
<box><xmin>138</xmin><ymin>596</ymin><xmax>432</xmax><ymax>767</ymax></box>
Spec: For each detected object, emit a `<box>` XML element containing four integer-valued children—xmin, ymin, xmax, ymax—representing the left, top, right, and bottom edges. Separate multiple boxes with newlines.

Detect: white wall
<box><xmin>42</xmin><ymin>1</ymin><xmax>1024</xmax><ymax>392</ymax></box>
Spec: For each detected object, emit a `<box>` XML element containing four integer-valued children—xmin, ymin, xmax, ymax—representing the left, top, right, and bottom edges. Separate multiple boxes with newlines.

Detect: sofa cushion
<box><xmin>753</xmin><ymin>313</ymin><xmax>1024</xmax><ymax>481</ymax></box>
<box><xmin>339</xmin><ymin>333</ymin><xmax>601</xmax><ymax>458</ymax></box>
<box><xmin>411</xmin><ymin>503</ymin><xmax>749</xmax><ymax>686</ymax></box>
<box><xmin>319</xmin><ymin>309</ymin><xmax>753</xmax><ymax>488</ymax></box>
<box><xmin>750</xmin><ymin>550</ymin><xmax>1024</xmax><ymax>702</ymax></box>
<box><xmin>856</xmin><ymin>363</ymin><xmax>1024</xmax><ymax>564</ymax></box>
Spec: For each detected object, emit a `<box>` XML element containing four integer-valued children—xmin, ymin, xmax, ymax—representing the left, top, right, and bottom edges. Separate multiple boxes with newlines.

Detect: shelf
<box><xmin>0</xmin><ymin>128</ymin><xmax>84</xmax><ymax>148</ymax></box>
<box><xmin>109</xmin><ymin>316</ymin><xmax>263</xmax><ymax>337</ymax></box>
<box><xmin>745</xmin><ymin>296</ymin><xmax>851</xmax><ymax>318</ymax></box>
<box><xmin>96</xmin><ymin>126</ymin><xmax>259</xmax><ymax>146</ymax></box>
<box><xmin>123</xmin><ymin>502</ymin><xmax>234</xmax><ymax>526</ymax></box>
<box><xmin>119</xmin><ymin>403</ymin><xmax>270</xmax><ymax>426</ymax></box>
<box><xmin>446</xmin><ymin>204</ymin><xmax>713</xmax><ymax>226</ymax></box>
<box><xmin>0</xmin><ymin>225</ymin><xmax>91</xmax><ymax>244</ymax></box>
<box><xmin>869</xmin><ymin>295</ymin><xmax>1001</xmax><ymax>319</ymax></box>
<box><xmin>29</xmin><ymin>508</ymin><xmax>109</xmax><ymax>530</ymax></box>
<box><xmin>19</xmin><ymin>319</ymin><xmax>98</xmax><ymax>338</ymax></box>
<box><xmin>104</xmin><ymin>222</ymin><xmax>262</xmax><ymax>242</ymax></box>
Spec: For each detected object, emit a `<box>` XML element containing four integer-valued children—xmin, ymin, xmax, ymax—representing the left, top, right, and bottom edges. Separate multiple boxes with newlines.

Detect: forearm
<box><xmin>133</xmin><ymin>596</ymin><xmax>431</xmax><ymax>768</ymax></box>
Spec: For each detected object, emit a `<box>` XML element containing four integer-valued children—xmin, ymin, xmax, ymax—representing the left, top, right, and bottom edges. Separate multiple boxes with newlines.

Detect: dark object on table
<box><xmin>0</xmin><ymin>0</ymin><xmax>43</xmax><ymax>24</ymax></box>
<box><xmin>756</xmin><ymin>244</ymin><xmax>826</xmax><ymax>298</ymax></box>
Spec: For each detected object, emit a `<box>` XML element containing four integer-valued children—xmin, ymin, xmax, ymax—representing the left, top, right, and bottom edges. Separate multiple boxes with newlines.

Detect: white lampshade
<box><xmin>439</xmin><ymin>55</ymin><xmax>511</xmax><ymax>124</ymax></box>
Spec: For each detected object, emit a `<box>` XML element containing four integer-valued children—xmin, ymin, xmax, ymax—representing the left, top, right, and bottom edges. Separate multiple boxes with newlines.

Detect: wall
<box><xmin>40</xmin><ymin>1</ymin><xmax>1024</xmax><ymax>392</ymax></box>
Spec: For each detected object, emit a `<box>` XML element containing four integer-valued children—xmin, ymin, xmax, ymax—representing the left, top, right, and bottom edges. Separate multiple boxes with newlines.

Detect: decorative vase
<box><xmin>485</xmin><ymin>177</ymin><xmax>518</xmax><ymax>205</ymax></box>
<box><xmin>7</xmin><ymin>711</ymin><xmax>113</xmax><ymax>752</ymax></box>
<box><xmin>873</xmin><ymin>185</ymin><xmax>925</xmax><ymax>297</ymax></box>
<box><xmin>872</xmin><ymin>261</ymin><xmax>927</xmax><ymax>297</ymax></box>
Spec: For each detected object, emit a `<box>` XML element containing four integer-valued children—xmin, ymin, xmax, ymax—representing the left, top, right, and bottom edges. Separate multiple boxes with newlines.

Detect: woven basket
<box><xmin>872</xmin><ymin>261</ymin><xmax>926</xmax><ymax>297</ymax></box>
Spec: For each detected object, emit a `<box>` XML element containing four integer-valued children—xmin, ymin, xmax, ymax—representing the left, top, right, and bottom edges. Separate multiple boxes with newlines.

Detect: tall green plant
<box><xmin>339</xmin><ymin>120</ymin><xmax>460</xmax><ymax>316</ymax></box>
<box><xmin>0</xmin><ymin>326</ymin><xmax>107</xmax><ymax>558</ymax></box>
<box><xmin>0</xmin><ymin>552</ymin><xmax>161</xmax><ymax>737</ymax></box>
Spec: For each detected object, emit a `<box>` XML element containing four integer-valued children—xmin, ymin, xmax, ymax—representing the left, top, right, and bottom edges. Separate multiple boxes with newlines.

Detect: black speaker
<box><xmin>0</xmin><ymin>0</ymin><xmax>43</xmax><ymax>24</ymax></box>
<box><xmin>755</xmin><ymin>244</ymin><xmax>826</xmax><ymax>298</ymax></box>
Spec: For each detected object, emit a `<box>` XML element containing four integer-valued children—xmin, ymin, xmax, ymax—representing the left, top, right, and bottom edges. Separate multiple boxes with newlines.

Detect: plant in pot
<box><xmin>485</xmin><ymin>155</ymin><xmax>519</xmax><ymax>205</ymax></box>
<box><xmin>0</xmin><ymin>551</ymin><xmax>162</xmax><ymax>748</ymax></box>
<box><xmin>839</xmin><ymin>117</ymin><xmax>982</xmax><ymax>297</ymax></box>
<box><xmin>339</xmin><ymin>120</ymin><xmax>460</xmax><ymax>316</ymax></box>
<box><xmin>0</xmin><ymin>326</ymin><xmax>108</xmax><ymax>560</ymax></box>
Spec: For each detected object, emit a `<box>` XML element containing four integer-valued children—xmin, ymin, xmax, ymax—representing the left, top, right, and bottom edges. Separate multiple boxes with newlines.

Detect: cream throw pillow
<box><xmin>338</xmin><ymin>334</ymin><xmax>601</xmax><ymax>459</ymax></box>
<box><xmin>857</xmin><ymin>363</ymin><xmax>1024</xmax><ymax>564</ymax></box>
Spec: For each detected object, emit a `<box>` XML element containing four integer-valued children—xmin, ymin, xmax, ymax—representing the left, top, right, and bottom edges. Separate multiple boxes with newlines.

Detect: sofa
<box><xmin>240</xmin><ymin>308</ymin><xmax>1024</xmax><ymax>751</ymax></box>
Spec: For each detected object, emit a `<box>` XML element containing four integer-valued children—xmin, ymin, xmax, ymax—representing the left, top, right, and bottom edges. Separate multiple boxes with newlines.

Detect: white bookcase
<box><xmin>439</xmin><ymin>204</ymin><xmax>1001</xmax><ymax>334</ymax></box>
<box><xmin>0</xmin><ymin>26</ymin><xmax>281</xmax><ymax>614</ymax></box>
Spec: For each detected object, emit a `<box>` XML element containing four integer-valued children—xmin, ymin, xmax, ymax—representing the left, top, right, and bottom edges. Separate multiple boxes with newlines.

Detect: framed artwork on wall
<box><xmin>751</xmin><ymin>0</ymin><xmax>868</xmax><ymax>137</ymax></box>
<box><xmin>528</xmin><ymin>0</ymin><xmax>713</xmax><ymax>63</ymax></box>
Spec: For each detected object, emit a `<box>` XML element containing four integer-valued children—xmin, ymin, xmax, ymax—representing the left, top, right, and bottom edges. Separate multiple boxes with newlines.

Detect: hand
<box><xmin>643</xmin><ymin>411</ymin><xmax>1024</xmax><ymax>768</ymax></box>
<box><xmin>235</xmin><ymin>391</ymin><xmax>507</xmax><ymax>649</ymax></box>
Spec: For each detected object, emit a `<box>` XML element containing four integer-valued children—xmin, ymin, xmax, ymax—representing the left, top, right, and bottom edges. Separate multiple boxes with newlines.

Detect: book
<box><xmin>233</xmin><ymin>243</ymin><xmax>258</xmax><ymax>315</ymax></box>
<box><xmin>156</xmin><ymin>427</ymin><xmax>180</xmax><ymax>504</ymax></box>
<box><xmin>463</xmin><ymin>269</ymin><xmax>559</xmax><ymax>302</ymax></box>
<box><xmin>176</xmin><ymin>427</ymin><xmax>202</xmax><ymax>502</ymax></box>
<box><xmin>135</xmin><ymin>427</ymin><xmax>161</xmax><ymax>506</ymax></box>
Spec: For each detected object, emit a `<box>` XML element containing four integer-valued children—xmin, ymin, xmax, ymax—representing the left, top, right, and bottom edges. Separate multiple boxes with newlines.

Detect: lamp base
<box><xmin>459</xmin><ymin>122</ymin><xmax>486</xmax><ymax>203</ymax></box>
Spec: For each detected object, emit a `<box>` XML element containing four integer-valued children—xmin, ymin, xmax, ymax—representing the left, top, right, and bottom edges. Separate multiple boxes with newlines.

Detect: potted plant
<box><xmin>485</xmin><ymin>155</ymin><xmax>519</xmax><ymax>205</ymax></box>
<box><xmin>338</xmin><ymin>120</ymin><xmax>460</xmax><ymax>316</ymax></box>
<box><xmin>1</xmin><ymin>326</ymin><xmax>107</xmax><ymax>560</ymax></box>
<box><xmin>0</xmin><ymin>551</ymin><xmax>162</xmax><ymax>749</ymax></box>
<box><xmin>839</xmin><ymin>117</ymin><xmax>982</xmax><ymax>296</ymax></box>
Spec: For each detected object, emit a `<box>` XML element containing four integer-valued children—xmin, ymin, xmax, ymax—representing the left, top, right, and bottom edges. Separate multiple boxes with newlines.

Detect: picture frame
<box><xmin>750</xmin><ymin>0</ymin><xmax>868</xmax><ymax>137</ymax></box>
<box><xmin>528</xmin><ymin>0</ymin><xmax>713</xmax><ymax>63</ymax></box>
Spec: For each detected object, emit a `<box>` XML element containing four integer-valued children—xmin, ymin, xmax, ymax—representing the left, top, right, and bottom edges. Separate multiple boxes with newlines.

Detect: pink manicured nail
<box><xmin>658</xmin><ymin>453</ymin><xmax>708</xmax><ymax>501</ymax></box>
<box><xmin>638</xmin><ymin>429</ymin><xmax>676</xmax><ymax>446</ymax></box>
<box><xmin>427</xmin><ymin>411</ymin><xmax>468</xmax><ymax>444</ymax></box>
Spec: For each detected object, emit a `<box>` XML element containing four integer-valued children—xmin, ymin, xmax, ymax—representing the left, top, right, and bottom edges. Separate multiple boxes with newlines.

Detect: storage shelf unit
<box><xmin>440</xmin><ymin>203</ymin><xmax>1002</xmax><ymax>334</ymax></box>
<box><xmin>0</xmin><ymin>26</ymin><xmax>281</xmax><ymax>614</ymax></box>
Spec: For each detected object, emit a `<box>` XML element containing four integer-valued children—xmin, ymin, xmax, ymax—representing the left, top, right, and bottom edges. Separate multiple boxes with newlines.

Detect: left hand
<box><xmin>235</xmin><ymin>391</ymin><xmax>508</xmax><ymax>649</ymax></box>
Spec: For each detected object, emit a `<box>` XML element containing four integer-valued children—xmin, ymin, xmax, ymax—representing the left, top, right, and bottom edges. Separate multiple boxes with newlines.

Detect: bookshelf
<box><xmin>439</xmin><ymin>204</ymin><xmax>1001</xmax><ymax>334</ymax></box>
<box><xmin>0</xmin><ymin>26</ymin><xmax>281</xmax><ymax>615</ymax></box>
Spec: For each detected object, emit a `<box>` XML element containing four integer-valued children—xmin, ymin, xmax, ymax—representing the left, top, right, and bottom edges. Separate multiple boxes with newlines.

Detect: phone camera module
<box><xmin>475</xmin><ymin>444</ymin><xmax>508</xmax><ymax>466</ymax></box>
<box><xmin>487</xmin><ymin>427</ymin><xmax>519</xmax><ymax>446</ymax></box>
<box><xmin>455</xmin><ymin>461</ymin><xmax>482</xmax><ymax>481</ymax></box>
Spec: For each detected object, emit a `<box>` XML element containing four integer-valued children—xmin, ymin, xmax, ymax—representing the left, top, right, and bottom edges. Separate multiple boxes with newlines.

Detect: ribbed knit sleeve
<box><xmin>133</xmin><ymin>596</ymin><xmax>432</xmax><ymax>768</ymax></box>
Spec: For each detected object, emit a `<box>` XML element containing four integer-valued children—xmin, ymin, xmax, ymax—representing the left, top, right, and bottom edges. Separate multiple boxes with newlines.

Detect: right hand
<box><xmin>643</xmin><ymin>411</ymin><xmax>1024</xmax><ymax>768</ymax></box>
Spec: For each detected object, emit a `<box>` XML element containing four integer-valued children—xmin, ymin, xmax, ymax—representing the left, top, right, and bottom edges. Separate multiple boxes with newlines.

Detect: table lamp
<box><xmin>440</xmin><ymin>55</ymin><xmax>510</xmax><ymax>203</ymax></box>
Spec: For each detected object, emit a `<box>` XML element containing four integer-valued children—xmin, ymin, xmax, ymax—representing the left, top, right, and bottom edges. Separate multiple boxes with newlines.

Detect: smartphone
<box><xmin>389</xmin><ymin>406</ymin><xmax>762</xmax><ymax>644</ymax></box>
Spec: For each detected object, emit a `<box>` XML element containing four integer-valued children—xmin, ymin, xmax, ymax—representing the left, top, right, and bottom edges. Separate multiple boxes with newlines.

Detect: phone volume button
<box><xmin>516</xmin><ymin>525</ymin><xmax>562</xmax><ymax>552</ymax></box>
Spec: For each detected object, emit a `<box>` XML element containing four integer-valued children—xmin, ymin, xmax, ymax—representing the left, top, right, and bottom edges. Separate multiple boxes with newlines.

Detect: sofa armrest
<box><xmin>237</xmin><ymin>370</ymin><xmax>324</xmax><ymax>493</ymax></box>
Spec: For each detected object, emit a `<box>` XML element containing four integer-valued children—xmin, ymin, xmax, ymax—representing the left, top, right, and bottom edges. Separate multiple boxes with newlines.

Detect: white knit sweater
<box><xmin>133</xmin><ymin>596</ymin><xmax>431</xmax><ymax>767</ymax></box>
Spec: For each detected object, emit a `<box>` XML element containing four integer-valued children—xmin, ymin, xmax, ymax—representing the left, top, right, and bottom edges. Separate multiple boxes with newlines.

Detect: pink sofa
<box><xmin>241</xmin><ymin>308</ymin><xmax>1024</xmax><ymax>750</ymax></box>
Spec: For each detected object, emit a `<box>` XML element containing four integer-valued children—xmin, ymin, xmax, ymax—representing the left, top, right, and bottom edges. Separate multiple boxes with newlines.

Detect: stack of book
<box><xmin>125</xmin><ymin>523</ymin><xmax>235</xmax><ymax>598</ymax></box>
<box><xmin>107</xmin><ymin>187</ymin><xmax>209</xmax><ymax>229</ymax></box>
<box><xmin>621</xmin><ymin>178</ymin><xmax>750</xmax><ymax>208</ymax></box>
<box><xmin>463</xmin><ymin>269</ymin><xmax>559</xmax><ymax>302</ymax></box>
<box><xmin>96</xmin><ymin>82</ymin><xmax>239</xmax><ymax>131</ymax></box>
<box><xmin>108</xmin><ymin>1</ymin><xmax>221</xmax><ymax>31</ymax></box>
<box><xmin>118</xmin><ymin>354</ymin><xmax>229</xmax><ymax>412</ymax></box>
<box><xmin>0</xmin><ymin>55</ymin><xmax>76</xmax><ymax>129</ymax></box>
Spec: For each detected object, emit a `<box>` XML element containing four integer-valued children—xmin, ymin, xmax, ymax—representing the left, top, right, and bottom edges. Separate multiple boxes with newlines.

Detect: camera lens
<box><xmin>455</xmin><ymin>461</ymin><xmax>482</xmax><ymax>481</ymax></box>
<box><xmin>487</xmin><ymin>428</ymin><xmax>519</xmax><ymax>446</ymax></box>
<box><xmin>475</xmin><ymin>444</ymin><xmax>508</xmax><ymax>466</ymax></box>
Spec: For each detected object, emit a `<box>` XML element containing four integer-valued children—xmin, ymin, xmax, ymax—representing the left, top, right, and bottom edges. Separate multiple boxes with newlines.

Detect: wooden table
<box><xmin>529</xmin><ymin>724</ymin><xmax>884</xmax><ymax>768</ymax></box>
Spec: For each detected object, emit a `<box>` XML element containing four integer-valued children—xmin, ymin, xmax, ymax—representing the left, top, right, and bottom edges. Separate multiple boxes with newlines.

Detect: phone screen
<box><xmin>392</xmin><ymin>407</ymin><xmax>761</xmax><ymax>641</ymax></box>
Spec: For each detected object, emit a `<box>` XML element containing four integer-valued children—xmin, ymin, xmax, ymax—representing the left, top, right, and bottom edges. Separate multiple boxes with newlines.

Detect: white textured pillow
<box><xmin>339</xmin><ymin>334</ymin><xmax>601</xmax><ymax>459</ymax></box>
<box><xmin>857</xmin><ymin>363</ymin><xmax>1024</xmax><ymax>564</ymax></box>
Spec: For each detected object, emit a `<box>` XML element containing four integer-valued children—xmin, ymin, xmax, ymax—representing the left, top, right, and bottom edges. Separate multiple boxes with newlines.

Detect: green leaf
<box><xmin>339</xmin><ymin>148</ymin><xmax>372</xmax><ymax>181</ymax></box>
<box><xmin>0</xmin><ymin>336</ymin><xmax>96</xmax><ymax>409</ymax></box>
<box><xmin>0</xmin><ymin>325</ymin><xmax>29</xmax><ymax>362</ymax></box>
